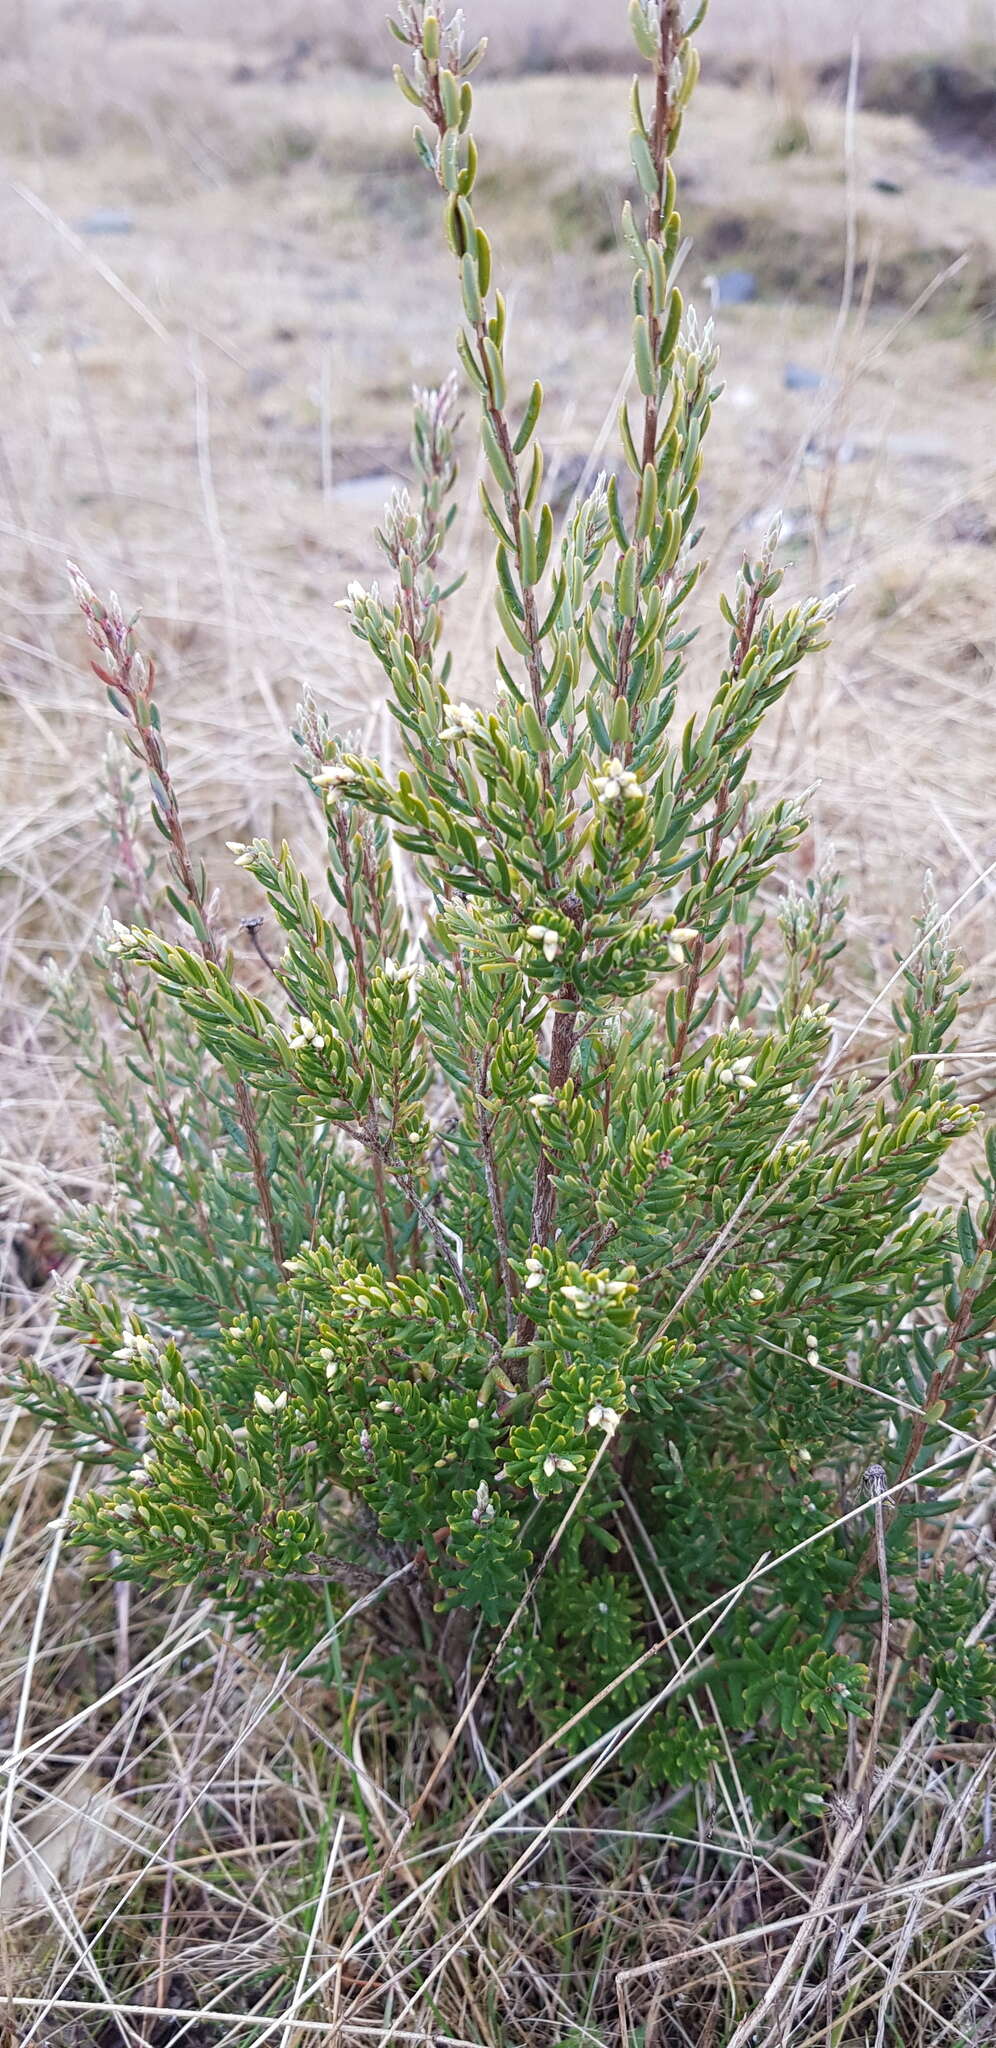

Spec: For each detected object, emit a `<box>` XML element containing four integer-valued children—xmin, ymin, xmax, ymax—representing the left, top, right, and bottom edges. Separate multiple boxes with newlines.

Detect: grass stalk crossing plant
<box><xmin>13</xmin><ymin>0</ymin><xmax>996</xmax><ymax>1829</ymax></box>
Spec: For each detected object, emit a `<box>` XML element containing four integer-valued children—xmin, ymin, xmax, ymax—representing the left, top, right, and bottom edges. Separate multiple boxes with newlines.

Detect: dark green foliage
<box><xmin>14</xmin><ymin>0</ymin><xmax>996</xmax><ymax>1826</ymax></box>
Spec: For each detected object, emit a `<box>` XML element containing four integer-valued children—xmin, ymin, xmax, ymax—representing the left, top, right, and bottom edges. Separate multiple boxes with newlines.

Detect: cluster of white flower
<box><xmin>114</xmin><ymin>1327</ymin><xmax>156</xmax><ymax>1369</ymax></box>
<box><xmin>381</xmin><ymin>957</ymin><xmax>417</xmax><ymax>991</ymax></box>
<box><xmin>334</xmin><ymin>579</ymin><xmax>376</xmax><ymax>619</ymax></box>
<box><xmin>320</xmin><ymin>1346</ymin><xmax>339</xmax><ymax>1383</ymax></box>
<box><xmin>285</xmin><ymin>1014</ymin><xmax>328</xmax><ymax>1054</ymax></box>
<box><xmin>803</xmin><ymin>1328</ymin><xmax>821</xmax><ymax>1366</ymax></box>
<box><xmin>592</xmin><ymin>758</ymin><xmax>642</xmax><ymax>806</ymax></box>
<box><xmin>312</xmin><ymin>762</ymin><xmax>354</xmax><ymax>801</ymax></box>
<box><xmin>716</xmin><ymin>1054</ymin><xmax>757</xmax><ymax>1096</ymax></box>
<box><xmin>152</xmin><ymin>1386</ymin><xmax>181</xmax><ymax>1425</ymax></box>
<box><xmin>559</xmin><ymin>1273</ymin><xmax>630</xmax><ymax>1316</ymax></box>
<box><xmin>253</xmin><ymin>1387</ymin><xmax>288</xmax><ymax>1417</ymax></box>
<box><xmin>523</xmin><ymin>1253</ymin><xmax>547</xmax><ymax>1293</ymax></box>
<box><xmin>471</xmin><ymin>1479</ymin><xmax>495</xmax><ymax>1524</ymax></box>
<box><xmin>439</xmin><ymin>700</ymin><xmax>481</xmax><ymax>744</ymax></box>
<box><xmin>225</xmin><ymin>841</ymin><xmax>256</xmax><ymax>868</ymax></box>
<box><xmin>526</xmin><ymin>923</ymin><xmax>562</xmax><ymax>964</ymax></box>
<box><xmin>665</xmin><ymin>923</ymin><xmax>698</xmax><ymax>967</ymax></box>
<box><xmin>102</xmin><ymin>917</ymin><xmax>139</xmax><ymax>958</ymax></box>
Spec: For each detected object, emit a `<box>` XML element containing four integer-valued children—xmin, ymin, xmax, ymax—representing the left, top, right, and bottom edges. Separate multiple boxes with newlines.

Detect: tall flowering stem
<box><xmin>69</xmin><ymin>568</ymin><xmax>287</xmax><ymax>1275</ymax></box>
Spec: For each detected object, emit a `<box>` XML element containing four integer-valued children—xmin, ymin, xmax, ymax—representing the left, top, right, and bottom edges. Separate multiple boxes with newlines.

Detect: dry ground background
<box><xmin>3</xmin><ymin>1</ymin><xmax>996</xmax><ymax>2042</ymax></box>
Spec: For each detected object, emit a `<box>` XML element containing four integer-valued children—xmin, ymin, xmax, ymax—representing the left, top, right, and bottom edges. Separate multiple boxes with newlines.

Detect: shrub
<box><xmin>16</xmin><ymin>0</ymin><xmax>996</xmax><ymax>1829</ymax></box>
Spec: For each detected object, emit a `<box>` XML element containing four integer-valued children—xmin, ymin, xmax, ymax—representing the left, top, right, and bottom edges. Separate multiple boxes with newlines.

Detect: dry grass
<box><xmin>18</xmin><ymin>0</ymin><xmax>996</xmax><ymax>73</ymax></box>
<box><xmin>2</xmin><ymin>5</ymin><xmax>996</xmax><ymax>2043</ymax></box>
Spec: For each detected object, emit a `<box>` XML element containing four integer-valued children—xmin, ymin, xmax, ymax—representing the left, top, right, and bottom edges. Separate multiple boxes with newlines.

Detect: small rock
<box><xmin>332</xmin><ymin>471</ymin><xmax>404</xmax><ymax>507</ymax></box>
<box><xmin>871</xmin><ymin>175</ymin><xmax>904</xmax><ymax>195</ymax></box>
<box><xmin>712</xmin><ymin>268</ymin><xmax>758</xmax><ymax>306</ymax></box>
<box><xmin>885</xmin><ymin>431</ymin><xmax>965</xmax><ymax>469</ymax></box>
<box><xmin>784</xmin><ymin>362</ymin><xmax>828</xmax><ymax>392</ymax></box>
<box><xmin>946</xmin><ymin>500</ymin><xmax>995</xmax><ymax>546</ymax></box>
<box><xmin>76</xmin><ymin>208</ymin><xmax>134</xmax><ymax>236</ymax></box>
<box><xmin>245</xmin><ymin>366</ymin><xmax>282</xmax><ymax>398</ymax></box>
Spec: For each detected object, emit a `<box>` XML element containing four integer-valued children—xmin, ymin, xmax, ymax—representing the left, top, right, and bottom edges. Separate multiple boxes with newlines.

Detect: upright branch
<box><xmin>614</xmin><ymin>0</ymin><xmax>705</xmax><ymax>712</ymax></box>
<box><xmin>69</xmin><ymin>569</ymin><xmax>287</xmax><ymax>1274</ymax></box>
<box><xmin>392</xmin><ymin>5</ymin><xmax>553</xmax><ymax>756</ymax></box>
<box><xmin>375</xmin><ymin>371</ymin><xmax>462</xmax><ymax>670</ymax></box>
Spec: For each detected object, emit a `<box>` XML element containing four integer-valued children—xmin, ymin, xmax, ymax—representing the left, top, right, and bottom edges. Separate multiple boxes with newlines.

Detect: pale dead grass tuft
<box><xmin>2</xmin><ymin>8</ymin><xmax>996</xmax><ymax>2045</ymax></box>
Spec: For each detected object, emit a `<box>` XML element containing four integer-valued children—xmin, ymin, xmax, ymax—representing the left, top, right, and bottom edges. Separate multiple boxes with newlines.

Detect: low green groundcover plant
<box><xmin>16</xmin><ymin>0</ymin><xmax>996</xmax><ymax>1827</ymax></box>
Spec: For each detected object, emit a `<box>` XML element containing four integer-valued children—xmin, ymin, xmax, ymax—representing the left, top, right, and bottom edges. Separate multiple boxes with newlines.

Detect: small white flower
<box><xmin>542</xmin><ymin>1453</ymin><xmax>577</xmax><ymax>1478</ymax></box>
<box><xmin>314</xmin><ymin>762</ymin><xmax>354</xmax><ymax>799</ymax></box>
<box><xmin>587</xmin><ymin>1403</ymin><xmax>621</xmax><ymax>1435</ymax></box>
<box><xmin>592</xmin><ymin>757</ymin><xmax>642</xmax><ymax>806</ymax></box>
<box><xmin>526</xmin><ymin>923</ymin><xmax>563</xmax><ymax>964</ymax></box>
<box><xmin>103</xmin><ymin>917</ymin><xmax>136</xmax><ymax>957</ymax></box>
<box><xmin>749</xmin><ymin>1287</ymin><xmax>765</xmax><ymax>1303</ymax></box>
<box><xmin>528</xmin><ymin>1092</ymin><xmax>552</xmax><ymax>1110</ymax></box>
<box><xmin>253</xmin><ymin>1388</ymin><xmax>288</xmax><ymax>1416</ymax></box>
<box><xmin>115</xmin><ymin>1328</ymin><xmax>155</xmax><ymax>1365</ymax></box>
<box><xmin>440</xmin><ymin>700</ymin><xmax>480</xmax><ymax>742</ymax></box>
